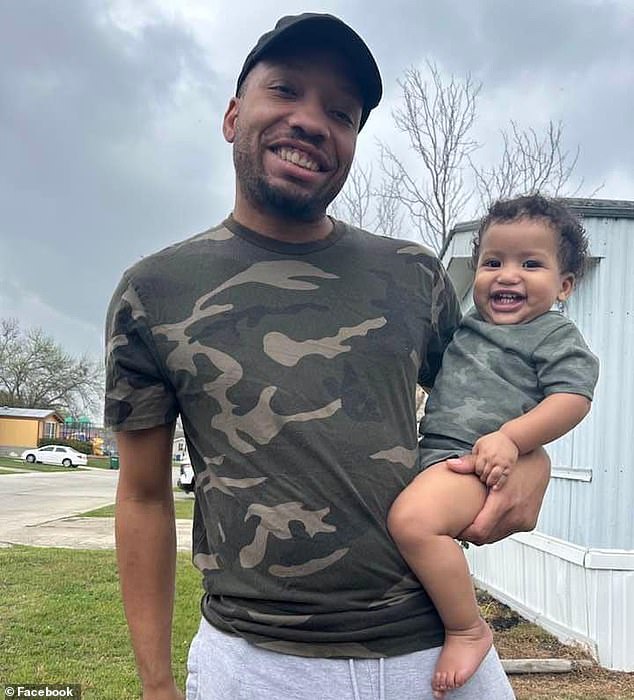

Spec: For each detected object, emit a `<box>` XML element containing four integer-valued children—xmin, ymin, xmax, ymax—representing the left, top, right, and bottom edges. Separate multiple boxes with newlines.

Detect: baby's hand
<box><xmin>472</xmin><ymin>431</ymin><xmax>519</xmax><ymax>490</ymax></box>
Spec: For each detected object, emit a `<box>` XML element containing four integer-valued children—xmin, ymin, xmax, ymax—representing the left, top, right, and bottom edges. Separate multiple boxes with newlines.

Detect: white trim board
<box><xmin>511</xmin><ymin>531</ymin><xmax>634</xmax><ymax>570</ymax></box>
<box><xmin>551</xmin><ymin>467</ymin><xmax>592</xmax><ymax>482</ymax></box>
<box><xmin>473</xmin><ymin>576</ymin><xmax>599</xmax><ymax>659</ymax></box>
<box><xmin>467</xmin><ymin>531</ymin><xmax>634</xmax><ymax>670</ymax></box>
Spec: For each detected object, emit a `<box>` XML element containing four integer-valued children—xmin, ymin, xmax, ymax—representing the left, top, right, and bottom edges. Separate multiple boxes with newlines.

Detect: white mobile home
<box><xmin>442</xmin><ymin>199</ymin><xmax>634</xmax><ymax>671</ymax></box>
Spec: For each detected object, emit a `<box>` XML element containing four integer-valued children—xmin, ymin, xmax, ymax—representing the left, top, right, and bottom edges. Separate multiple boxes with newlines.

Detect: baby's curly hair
<box><xmin>471</xmin><ymin>194</ymin><xmax>589</xmax><ymax>278</ymax></box>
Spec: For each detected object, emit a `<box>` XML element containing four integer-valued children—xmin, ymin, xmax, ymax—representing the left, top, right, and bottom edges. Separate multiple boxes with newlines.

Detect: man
<box><xmin>105</xmin><ymin>13</ymin><xmax>549</xmax><ymax>700</ymax></box>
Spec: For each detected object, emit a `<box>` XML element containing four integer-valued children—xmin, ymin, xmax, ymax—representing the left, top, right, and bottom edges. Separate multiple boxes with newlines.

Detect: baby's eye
<box><xmin>481</xmin><ymin>258</ymin><xmax>501</xmax><ymax>268</ymax></box>
<box><xmin>522</xmin><ymin>260</ymin><xmax>542</xmax><ymax>269</ymax></box>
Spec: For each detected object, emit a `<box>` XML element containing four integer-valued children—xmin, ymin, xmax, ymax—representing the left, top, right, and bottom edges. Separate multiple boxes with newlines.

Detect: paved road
<box><xmin>0</xmin><ymin>467</ymin><xmax>192</xmax><ymax>551</ymax></box>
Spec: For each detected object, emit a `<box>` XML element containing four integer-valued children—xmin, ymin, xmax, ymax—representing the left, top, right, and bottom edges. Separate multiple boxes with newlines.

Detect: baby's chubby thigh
<box><xmin>387</xmin><ymin>459</ymin><xmax>487</xmax><ymax>547</ymax></box>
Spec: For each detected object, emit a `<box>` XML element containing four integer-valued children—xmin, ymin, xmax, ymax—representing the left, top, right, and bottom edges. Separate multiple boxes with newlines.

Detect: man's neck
<box><xmin>231</xmin><ymin>205</ymin><xmax>334</xmax><ymax>243</ymax></box>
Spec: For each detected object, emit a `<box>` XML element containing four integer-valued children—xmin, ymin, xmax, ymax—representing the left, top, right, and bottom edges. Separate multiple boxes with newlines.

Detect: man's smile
<box><xmin>272</xmin><ymin>146</ymin><xmax>321</xmax><ymax>172</ymax></box>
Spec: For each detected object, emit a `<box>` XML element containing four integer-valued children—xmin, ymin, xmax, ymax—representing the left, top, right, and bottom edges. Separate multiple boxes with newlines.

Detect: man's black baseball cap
<box><xmin>236</xmin><ymin>13</ymin><xmax>382</xmax><ymax>130</ymax></box>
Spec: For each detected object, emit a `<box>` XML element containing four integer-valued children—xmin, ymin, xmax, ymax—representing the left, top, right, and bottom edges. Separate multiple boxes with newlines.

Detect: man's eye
<box><xmin>523</xmin><ymin>260</ymin><xmax>542</xmax><ymax>269</ymax></box>
<box><xmin>271</xmin><ymin>84</ymin><xmax>295</xmax><ymax>97</ymax></box>
<box><xmin>332</xmin><ymin>109</ymin><xmax>354</xmax><ymax>126</ymax></box>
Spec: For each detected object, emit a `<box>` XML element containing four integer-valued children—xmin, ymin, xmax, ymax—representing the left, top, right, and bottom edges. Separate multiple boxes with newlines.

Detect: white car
<box><xmin>21</xmin><ymin>445</ymin><xmax>88</xmax><ymax>468</ymax></box>
<box><xmin>177</xmin><ymin>462</ymin><xmax>195</xmax><ymax>493</ymax></box>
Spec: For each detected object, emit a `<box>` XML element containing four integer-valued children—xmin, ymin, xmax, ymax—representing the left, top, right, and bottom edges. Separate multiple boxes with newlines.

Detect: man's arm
<box><xmin>115</xmin><ymin>423</ymin><xmax>184</xmax><ymax>700</ymax></box>
<box><xmin>448</xmin><ymin>447</ymin><xmax>551</xmax><ymax>545</ymax></box>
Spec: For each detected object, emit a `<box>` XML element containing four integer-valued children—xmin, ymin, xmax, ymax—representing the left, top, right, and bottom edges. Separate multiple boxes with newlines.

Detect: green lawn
<box><xmin>0</xmin><ymin>457</ymin><xmax>78</xmax><ymax>473</ymax></box>
<box><xmin>0</xmin><ymin>457</ymin><xmax>28</xmax><ymax>468</ymax></box>
<box><xmin>1</xmin><ymin>546</ymin><xmax>630</xmax><ymax>700</ymax></box>
<box><xmin>87</xmin><ymin>457</ymin><xmax>185</xmax><ymax>470</ymax></box>
<box><xmin>82</xmin><ymin>497</ymin><xmax>195</xmax><ymax>519</ymax></box>
<box><xmin>87</xmin><ymin>456</ymin><xmax>113</xmax><ymax>469</ymax></box>
<box><xmin>0</xmin><ymin>456</ymin><xmax>114</xmax><ymax>471</ymax></box>
<box><xmin>0</xmin><ymin>546</ymin><xmax>200</xmax><ymax>699</ymax></box>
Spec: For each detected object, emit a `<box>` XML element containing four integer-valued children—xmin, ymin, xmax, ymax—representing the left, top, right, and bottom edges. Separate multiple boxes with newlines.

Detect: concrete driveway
<box><xmin>0</xmin><ymin>467</ymin><xmax>192</xmax><ymax>551</ymax></box>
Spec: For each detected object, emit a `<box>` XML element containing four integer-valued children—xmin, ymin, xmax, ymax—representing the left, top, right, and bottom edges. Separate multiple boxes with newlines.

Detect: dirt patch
<box><xmin>477</xmin><ymin>590</ymin><xmax>634</xmax><ymax>699</ymax></box>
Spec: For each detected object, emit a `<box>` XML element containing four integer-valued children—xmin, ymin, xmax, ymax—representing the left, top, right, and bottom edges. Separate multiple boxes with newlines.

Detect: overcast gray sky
<box><xmin>1</xmin><ymin>0</ymin><xmax>633</xmax><ymax>365</ymax></box>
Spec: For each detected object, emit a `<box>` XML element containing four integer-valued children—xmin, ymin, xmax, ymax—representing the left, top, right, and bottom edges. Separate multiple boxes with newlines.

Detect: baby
<box><xmin>388</xmin><ymin>194</ymin><xmax>599</xmax><ymax>698</ymax></box>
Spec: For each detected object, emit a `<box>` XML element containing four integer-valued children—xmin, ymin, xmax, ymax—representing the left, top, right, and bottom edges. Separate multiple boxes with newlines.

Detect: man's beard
<box><xmin>233</xmin><ymin>136</ymin><xmax>342</xmax><ymax>223</ymax></box>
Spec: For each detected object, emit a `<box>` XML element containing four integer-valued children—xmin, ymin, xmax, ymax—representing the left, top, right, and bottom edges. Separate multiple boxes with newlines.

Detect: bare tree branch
<box><xmin>333</xmin><ymin>67</ymin><xmax>591</xmax><ymax>253</ymax></box>
<box><xmin>472</xmin><ymin>120</ymin><xmax>586</xmax><ymax>211</ymax></box>
<box><xmin>0</xmin><ymin>318</ymin><xmax>103</xmax><ymax>415</ymax></box>
<box><xmin>329</xmin><ymin>162</ymin><xmax>374</xmax><ymax>229</ymax></box>
<box><xmin>374</xmin><ymin>175</ymin><xmax>405</xmax><ymax>238</ymax></box>
<box><xmin>329</xmin><ymin>162</ymin><xmax>404</xmax><ymax>237</ymax></box>
<box><xmin>379</xmin><ymin>61</ymin><xmax>481</xmax><ymax>253</ymax></box>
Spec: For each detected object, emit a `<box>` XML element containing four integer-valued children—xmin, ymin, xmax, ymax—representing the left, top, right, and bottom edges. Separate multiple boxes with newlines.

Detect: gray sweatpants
<box><xmin>186</xmin><ymin>618</ymin><xmax>515</xmax><ymax>700</ymax></box>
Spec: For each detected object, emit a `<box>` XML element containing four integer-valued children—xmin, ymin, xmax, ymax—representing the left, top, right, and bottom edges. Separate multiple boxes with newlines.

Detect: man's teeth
<box><xmin>277</xmin><ymin>148</ymin><xmax>320</xmax><ymax>172</ymax></box>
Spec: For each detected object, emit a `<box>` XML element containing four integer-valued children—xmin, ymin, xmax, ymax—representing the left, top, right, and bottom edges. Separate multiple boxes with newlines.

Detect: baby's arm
<box><xmin>501</xmin><ymin>392</ymin><xmax>591</xmax><ymax>454</ymax></box>
<box><xmin>473</xmin><ymin>393</ymin><xmax>591</xmax><ymax>490</ymax></box>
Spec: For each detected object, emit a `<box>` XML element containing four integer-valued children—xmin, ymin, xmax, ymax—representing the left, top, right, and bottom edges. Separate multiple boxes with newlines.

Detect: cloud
<box><xmin>1</xmin><ymin>0</ymin><xmax>632</xmax><ymax>371</ymax></box>
<box><xmin>352</xmin><ymin>0</ymin><xmax>634</xmax><ymax>202</ymax></box>
<box><xmin>0</xmin><ymin>0</ymin><xmax>230</xmax><ymax>339</ymax></box>
<box><xmin>0</xmin><ymin>275</ymin><xmax>103</xmax><ymax>358</ymax></box>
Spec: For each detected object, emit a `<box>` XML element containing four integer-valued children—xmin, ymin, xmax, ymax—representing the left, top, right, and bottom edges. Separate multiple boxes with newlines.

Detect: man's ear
<box><xmin>558</xmin><ymin>273</ymin><xmax>575</xmax><ymax>301</ymax></box>
<box><xmin>222</xmin><ymin>97</ymin><xmax>239</xmax><ymax>143</ymax></box>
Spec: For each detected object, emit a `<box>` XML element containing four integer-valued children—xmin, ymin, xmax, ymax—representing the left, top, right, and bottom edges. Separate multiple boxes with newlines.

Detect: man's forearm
<box><xmin>116</xmin><ymin>496</ymin><xmax>178</xmax><ymax>694</ymax></box>
<box><xmin>452</xmin><ymin>447</ymin><xmax>551</xmax><ymax>544</ymax></box>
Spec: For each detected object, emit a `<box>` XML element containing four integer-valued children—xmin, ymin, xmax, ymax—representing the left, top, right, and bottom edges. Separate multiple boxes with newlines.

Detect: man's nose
<box><xmin>287</xmin><ymin>97</ymin><xmax>329</xmax><ymax>141</ymax></box>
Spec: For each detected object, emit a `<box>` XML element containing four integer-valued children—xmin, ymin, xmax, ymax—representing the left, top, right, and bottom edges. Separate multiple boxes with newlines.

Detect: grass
<box><xmin>0</xmin><ymin>457</ymin><xmax>26</xmax><ymax>468</ymax></box>
<box><xmin>81</xmin><ymin>497</ymin><xmax>195</xmax><ymax>519</ymax></box>
<box><xmin>480</xmin><ymin>590</ymin><xmax>634</xmax><ymax>699</ymax></box>
<box><xmin>0</xmin><ymin>456</ymin><xmax>116</xmax><ymax>471</ymax></box>
<box><xmin>0</xmin><ymin>457</ymin><xmax>78</xmax><ymax>473</ymax></box>
<box><xmin>87</xmin><ymin>457</ymin><xmax>185</xmax><ymax>470</ymax></box>
<box><xmin>0</xmin><ymin>546</ymin><xmax>200</xmax><ymax>699</ymax></box>
<box><xmin>1</xmin><ymin>546</ymin><xmax>632</xmax><ymax>699</ymax></box>
<box><xmin>87</xmin><ymin>456</ymin><xmax>113</xmax><ymax>469</ymax></box>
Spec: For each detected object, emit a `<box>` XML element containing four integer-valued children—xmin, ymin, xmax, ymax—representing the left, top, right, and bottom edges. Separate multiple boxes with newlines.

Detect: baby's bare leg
<box><xmin>387</xmin><ymin>461</ymin><xmax>493</xmax><ymax>699</ymax></box>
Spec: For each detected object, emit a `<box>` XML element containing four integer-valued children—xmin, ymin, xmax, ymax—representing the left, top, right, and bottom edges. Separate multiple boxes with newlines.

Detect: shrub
<box><xmin>37</xmin><ymin>437</ymin><xmax>93</xmax><ymax>454</ymax></box>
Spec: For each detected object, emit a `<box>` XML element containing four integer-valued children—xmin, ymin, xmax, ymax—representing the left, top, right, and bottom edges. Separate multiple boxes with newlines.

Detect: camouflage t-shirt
<box><xmin>104</xmin><ymin>216</ymin><xmax>460</xmax><ymax>658</ymax></box>
<box><xmin>420</xmin><ymin>307</ymin><xmax>599</xmax><ymax>463</ymax></box>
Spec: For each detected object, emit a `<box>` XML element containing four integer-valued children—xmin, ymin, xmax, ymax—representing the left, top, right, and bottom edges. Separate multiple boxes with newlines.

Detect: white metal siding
<box><xmin>539</xmin><ymin>217</ymin><xmax>634</xmax><ymax>549</ymax></box>
<box><xmin>447</xmin><ymin>206</ymin><xmax>634</xmax><ymax>670</ymax></box>
<box><xmin>445</xmin><ymin>216</ymin><xmax>634</xmax><ymax>550</ymax></box>
<box><xmin>467</xmin><ymin>533</ymin><xmax>634</xmax><ymax>670</ymax></box>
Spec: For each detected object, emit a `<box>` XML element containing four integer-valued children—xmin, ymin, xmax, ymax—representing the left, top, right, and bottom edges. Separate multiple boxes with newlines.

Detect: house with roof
<box><xmin>0</xmin><ymin>407</ymin><xmax>65</xmax><ymax>452</ymax></box>
<box><xmin>441</xmin><ymin>198</ymin><xmax>634</xmax><ymax>671</ymax></box>
<box><xmin>172</xmin><ymin>418</ymin><xmax>189</xmax><ymax>462</ymax></box>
